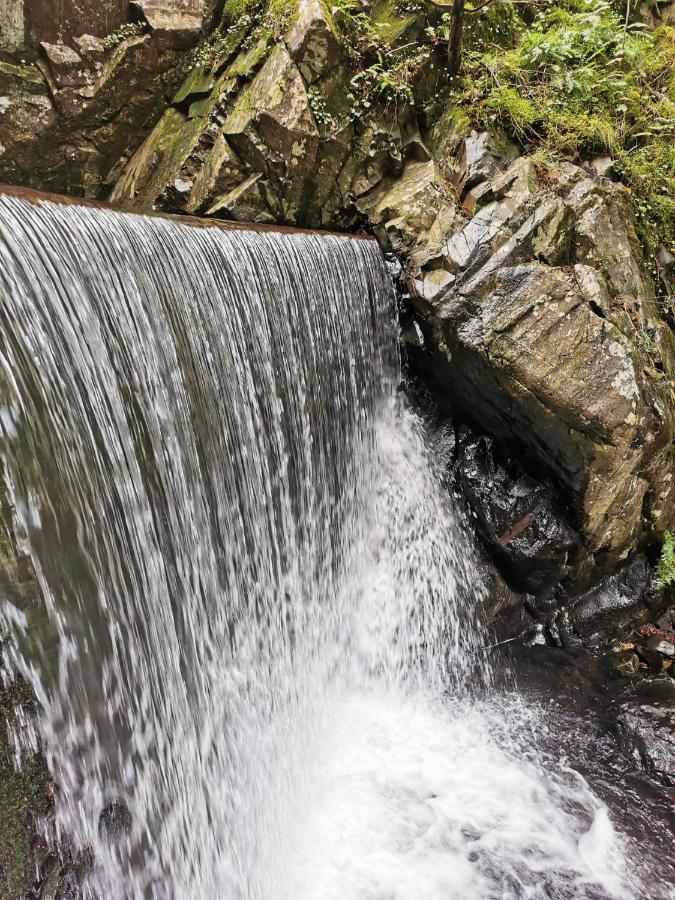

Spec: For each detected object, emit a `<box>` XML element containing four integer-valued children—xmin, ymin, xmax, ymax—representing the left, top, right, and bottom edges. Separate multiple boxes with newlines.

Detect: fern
<box><xmin>656</xmin><ymin>531</ymin><xmax>675</xmax><ymax>590</ymax></box>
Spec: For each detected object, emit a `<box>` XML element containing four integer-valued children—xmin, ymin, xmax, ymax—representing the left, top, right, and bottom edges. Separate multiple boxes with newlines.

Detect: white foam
<box><xmin>276</xmin><ymin>688</ymin><xmax>630</xmax><ymax>900</ymax></box>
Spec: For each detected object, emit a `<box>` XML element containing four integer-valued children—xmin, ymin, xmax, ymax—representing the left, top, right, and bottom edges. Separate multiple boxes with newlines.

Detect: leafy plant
<box><xmin>456</xmin><ymin>1</ymin><xmax>675</xmax><ymax>261</ymax></box>
<box><xmin>102</xmin><ymin>22</ymin><xmax>143</xmax><ymax>49</ymax></box>
<box><xmin>308</xmin><ymin>85</ymin><xmax>336</xmax><ymax>129</ymax></box>
<box><xmin>656</xmin><ymin>530</ymin><xmax>675</xmax><ymax>590</ymax></box>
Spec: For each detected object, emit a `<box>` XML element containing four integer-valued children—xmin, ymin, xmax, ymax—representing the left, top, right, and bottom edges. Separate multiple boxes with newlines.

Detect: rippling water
<box><xmin>0</xmin><ymin>196</ymin><xmax>666</xmax><ymax>899</ymax></box>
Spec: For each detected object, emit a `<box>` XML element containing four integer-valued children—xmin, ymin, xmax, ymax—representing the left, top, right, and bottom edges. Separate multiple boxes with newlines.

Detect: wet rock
<box><xmin>571</xmin><ymin>556</ymin><xmax>651</xmax><ymax>638</ymax></box>
<box><xmin>634</xmin><ymin>644</ymin><xmax>667</xmax><ymax>672</ymax></box>
<box><xmin>402</xmin><ymin>153</ymin><xmax>674</xmax><ymax>581</ymax></box>
<box><xmin>635</xmin><ymin>674</ymin><xmax>675</xmax><ymax>704</ymax></box>
<box><xmin>646</xmin><ymin>634</ymin><xmax>675</xmax><ymax>658</ymax></box>
<box><xmin>523</xmin><ymin>622</ymin><xmax>547</xmax><ymax>647</ymax></box>
<box><xmin>456</xmin><ymin>429</ymin><xmax>579</xmax><ymax>593</ymax></box>
<box><xmin>554</xmin><ymin>608</ymin><xmax>582</xmax><ymax>648</ymax></box>
<box><xmin>616</xmin><ymin>703</ymin><xmax>675</xmax><ymax>784</ymax></box>
<box><xmin>99</xmin><ymin>800</ymin><xmax>132</xmax><ymax>841</ymax></box>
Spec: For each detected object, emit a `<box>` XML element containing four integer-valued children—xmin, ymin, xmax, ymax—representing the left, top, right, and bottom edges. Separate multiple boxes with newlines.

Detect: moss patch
<box><xmin>0</xmin><ymin>659</ymin><xmax>52</xmax><ymax>900</ymax></box>
<box><xmin>455</xmin><ymin>0</ymin><xmax>674</xmax><ymax>260</ymax></box>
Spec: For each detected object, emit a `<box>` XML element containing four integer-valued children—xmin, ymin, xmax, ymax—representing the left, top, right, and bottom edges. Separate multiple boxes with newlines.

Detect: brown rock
<box><xmin>39</xmin><ymin>41</ymin><xmax>89</xmax><ymax>88</ymax></box>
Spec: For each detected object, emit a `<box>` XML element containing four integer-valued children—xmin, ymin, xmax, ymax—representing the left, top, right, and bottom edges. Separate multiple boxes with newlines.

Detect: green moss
<box><xmin>369</xmin><ymin>0</ymin><xmax>418</xmax><ymax>44</ymax></box>
<box><xmin>456</xmin><ymin>0</ymin><xmax>675</xmax><ymax>261</ymax></box>
<box><xmin>463</xmin><ymin>0</ymin><xmax>522</xmax><ymax>52</ymax></box>
<box><xmin>484</xmin><ymin>85</ymin><xmax>537</xmax><ymax>136</ymax></box>
<box><xmin>0</xmin><ymin>667</ymin><xmax>52</xmax><ymax>900</ymax></box>
<box><xmin>220</xmin><ymin>0</ymin><xmax>296</xmax><ymax>36</ymax></box>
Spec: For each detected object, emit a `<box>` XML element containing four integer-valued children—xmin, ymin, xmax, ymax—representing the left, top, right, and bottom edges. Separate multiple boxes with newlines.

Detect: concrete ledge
<box><xmin>0</xmin><ymin>183</ymin><xmax>376</xmax><ymax>241</ymax></box>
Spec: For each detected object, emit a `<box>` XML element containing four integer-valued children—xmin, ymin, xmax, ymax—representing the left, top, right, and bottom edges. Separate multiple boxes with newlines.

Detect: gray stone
<box><xmin>572</xmin><ymin>557</ymin><xmax>650</xmax><ymax>635</ymax></box>
<box><xmin>617</xmin><ymin>702</ymin><xmax>675</xmax><ymax>783</ymax></box>
<box><xmin>286</xmin><ymin>0</ymin><xmax>341</xmax><ymax>84</ymax></box>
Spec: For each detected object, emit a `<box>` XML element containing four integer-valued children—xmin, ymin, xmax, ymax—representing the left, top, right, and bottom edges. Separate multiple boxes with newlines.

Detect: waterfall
<box><xmin>0</xmin><ymin>195</ymin><xmax>647</xmax><ymax>899</ymax></box>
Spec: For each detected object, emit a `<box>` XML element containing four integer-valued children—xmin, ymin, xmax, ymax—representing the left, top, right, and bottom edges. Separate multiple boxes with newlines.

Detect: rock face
<box><xmin>0</xmin><ymin>33</ymin><xmax>190</xmax><ymax>197</ymax></box>
<box><xmin>617</xmin><ymin>703</ymin><xmax>675</xmax><ymax>784</ymax></box>
<box><xmin>457</xmin><ymin>429</ymin><xmax>580</xmax><ymax>594</ymax></box>
<box><xmin>1</xmin><ymin>0</ymin><xmax>128</xmax><ymax>49</ymax></box>
<box><xmin>131</xmin><ymin>0</ymin><xmax>209</xmax><ymax>49</ymax></box>
<box><xmin>403</xmin><ymin>151</ymin><xmax>674</xmax><ymax>586</ymax></box>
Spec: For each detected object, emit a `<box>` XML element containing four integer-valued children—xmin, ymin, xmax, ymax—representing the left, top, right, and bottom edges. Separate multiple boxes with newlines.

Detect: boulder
<box><xmin>73</xmin><ymin>33</ymin><xmax>107</xmax><ymax>62</ymax></box>
<box><xmin>286</xmin><ymin>0</ymin><xmax>341</xmax><ymax>84</ymax></box>
<box><xmin>39</xmin><ymin>41</ymin><xmax>89</xmax><ymax>88</ymax></box>
<box><xmin>357</xmin><ymin>158</ymin><xmax>459</xmax><ymax>271</ymax></box>
<box><xmin>570</xmin><ymin>556</ymin><xmax>651</xmax><ymax>637</ymax></box>
<box><xmin>616</xmin><ymin>703</ymin><xmax>675</xmax><ymax>784</ymax></box>
<box><xmin>130</xmin><ymin>0</ymin><xmax>207</xmax><ymax>49</ymax></box>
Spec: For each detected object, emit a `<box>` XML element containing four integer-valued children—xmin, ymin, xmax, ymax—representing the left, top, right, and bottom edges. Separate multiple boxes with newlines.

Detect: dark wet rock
<box><xmin>570</xmin><ymin>556</ymin><xmax>652</xmax><ymax>638</ymax></box>
<box><xmin>99</xmin><ymin>800</ymin><xmax>132</xmax><ymax>842</ymax></box>
<box><xmin>523</xmin><ymin>623</ymin><xmax>547</xmax><ymax>647</ymax></box>
<box><xmin>646</xmin><ymin>635</ymin><xmax>675</xmax><ymax>658</ymax></box>
<box><xmin>634</xmin><ymin>674</ymin><xmax>675</xmax><ymax>704</ymax></box>
<box><xmin>456</xmin><ymin>429</ymin><xmax>579</xmax><ymax>594</ymax></box>
<box><xmin>616</xmin><ymin>703</ymin><xmax>675</xmax><ymax>784</ymax></box>
<box><xmin>553</xmin><ymin>608</ymin><xmax>582</xmax><ymax>648</ymax></box>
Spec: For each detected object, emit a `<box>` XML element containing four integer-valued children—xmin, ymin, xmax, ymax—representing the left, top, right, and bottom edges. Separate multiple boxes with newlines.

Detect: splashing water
<box><xmin>0</xmin><ymin>195</ymin><xmax>641</xmax><ymax>898</ymax></box>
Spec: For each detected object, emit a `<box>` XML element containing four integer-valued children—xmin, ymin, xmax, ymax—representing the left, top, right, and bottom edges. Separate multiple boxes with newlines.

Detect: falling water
<box><xmin>0</xmin><ymin>195</ymin><xmax>656</xmax><ymax>898</ymax></box>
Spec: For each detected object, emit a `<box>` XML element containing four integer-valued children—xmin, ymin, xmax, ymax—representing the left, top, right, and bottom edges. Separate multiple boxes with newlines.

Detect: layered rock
<box><xmin>399</xmin><ymin>148</ymin><xmax>674</xmax><ymax>586</ymax></box>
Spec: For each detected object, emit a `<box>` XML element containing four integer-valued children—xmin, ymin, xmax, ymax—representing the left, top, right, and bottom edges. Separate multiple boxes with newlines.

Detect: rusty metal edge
<box><xmin>0</xmin><ymin>184</ymin><xmax>376</xmax><ymax>241</ymax></box>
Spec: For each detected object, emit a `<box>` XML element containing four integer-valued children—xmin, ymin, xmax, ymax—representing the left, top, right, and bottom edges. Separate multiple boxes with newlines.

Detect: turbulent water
<box><xmin>0</xmin><ymin>195</ymin><xmax>657</xmax><ymax>899</ymax></box>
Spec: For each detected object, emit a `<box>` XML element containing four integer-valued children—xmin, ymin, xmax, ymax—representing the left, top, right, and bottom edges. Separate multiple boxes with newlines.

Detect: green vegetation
<box><xmin>174</xmin><ymin>0</ymin><xmax>674</xmax><ymax>263</ymax></box>
<box><xmin>656</xmin><ymin>530</ymin><xmax>675</xmax><ymax>589</ymax></box>
<box><xmin>457</xmin><ymin>0</ymin><xmax>674</xmax><ymax>257</ymax></box>
<box><xmin>102</xmin><ymin>22</ymin><xmax>144</xmax><ymax>49</ymax></box>
<box><xmin>220</xmin><ymin>0</ymin><xmax>297</xmax><ymax>36</ymax></box>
